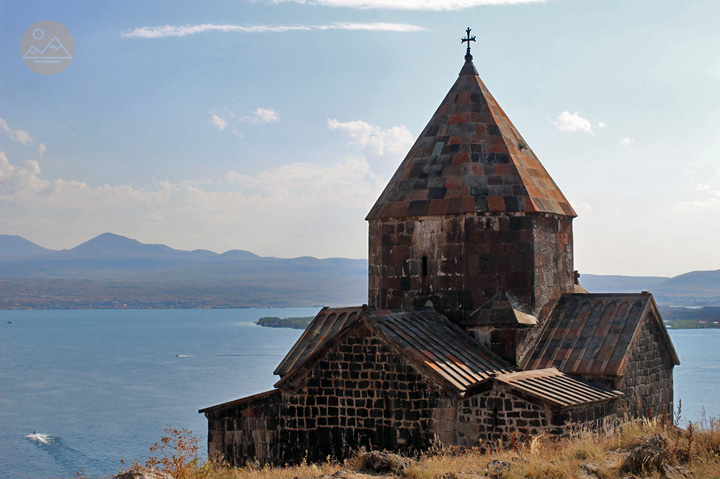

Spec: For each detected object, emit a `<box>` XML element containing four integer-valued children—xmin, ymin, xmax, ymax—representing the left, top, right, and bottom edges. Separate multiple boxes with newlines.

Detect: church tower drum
<box><xmin>366</xmin><ymin>37</ymin><xmax>576</xmax><ymax>327</ymax></box>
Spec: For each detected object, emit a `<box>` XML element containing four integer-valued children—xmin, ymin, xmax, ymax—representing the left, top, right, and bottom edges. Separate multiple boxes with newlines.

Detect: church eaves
<box><xmin>366</xmin><ymin>58</ymin><xmax>576</xmax><ymax>221</ymax></box>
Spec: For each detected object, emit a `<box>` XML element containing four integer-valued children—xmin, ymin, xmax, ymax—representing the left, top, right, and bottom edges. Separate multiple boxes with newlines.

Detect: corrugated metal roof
<box><xmin>366</xmin><ymin>308</ymin><xmax>511</xmax><ymax>391</ymax></box>
<box><xmin>199</xmin><ymin>389</ymin><xmax>278</xmax><ymax>414</ymax></box>
<box><xmin>274</xmin><ymin>306</ymin><xmax>510</xmax><ymax>393</ymax></box>
<box><xmin>521</xmin><ymin>293</ymin><xmax>679</xmax><ymax>377</ymax></box>
<box><xmin>273</xmin><ymin>306</ymin><xmax>364</xmax><ymax>377</ymax></box>
<box><xmin>366</xmin><ymin>59</ymin><xmax>576</xmax><ymax>221</ymax></box>
<box><xmin>491</xmin><ymin>368</ymin><xmax>623</xmax><ymax>409</ymax></box>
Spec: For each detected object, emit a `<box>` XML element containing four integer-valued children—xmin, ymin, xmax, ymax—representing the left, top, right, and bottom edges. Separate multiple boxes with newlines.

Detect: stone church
<box><xmin>200</xmin><ymin>34</ymin><xmax>679</xmax><ymax>466</ymax></box>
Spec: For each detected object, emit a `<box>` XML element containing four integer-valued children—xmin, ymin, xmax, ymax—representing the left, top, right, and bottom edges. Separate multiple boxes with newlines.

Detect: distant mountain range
<box><xmin>579</xmin><ymin>272</ymin><xmax>720</xmax><ymax>305</ymax></box>
<box><xmin>0</xmin><ymin>233</ymin><xmax>718</xmax><ymax>309</ymax></box>
<box><xmin>0</xmin><ymin>233</ymin><xmax>367</xmax><ymax>309</ymax></box>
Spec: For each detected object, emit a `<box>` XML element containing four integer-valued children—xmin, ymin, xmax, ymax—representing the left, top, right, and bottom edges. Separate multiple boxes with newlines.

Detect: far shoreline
<box><xmin>2</xmin><ymin>306</ymin><xmax>719</xmax><ymax>330</ymax></box>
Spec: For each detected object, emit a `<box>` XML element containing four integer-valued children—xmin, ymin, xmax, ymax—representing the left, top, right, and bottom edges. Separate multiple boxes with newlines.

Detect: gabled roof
<box><xmin>461</xmin><ymin>290</ymin><xmax>538</xmax><ymax>327</ymax></box>
<box><xmin>521</xmin><ymin>293</ymin><xmax>680</xmax><ymax>377</ymax></box>
<box><xmin>467</xmin><ymin>368</ymin><xmax>623</xmax><ymax>410</ymax></box>
<box><xmin>274</xmin><ymin>306</ymin><xmax>363</xmax><ymax>377</ymax></box>
<box><xmin>364</xmin><ymin>308</ymin><xmax>512</xmax><ymax>391</ymax></box>
<box><xmin>366</xmin><ymin>59</ymin><xmax>575</xmax><ymax>221</ymax></box>
<box><xmin>274</xmin><ymin>306</ymin><xmax>511</xmax><ymax>393</ymax></box>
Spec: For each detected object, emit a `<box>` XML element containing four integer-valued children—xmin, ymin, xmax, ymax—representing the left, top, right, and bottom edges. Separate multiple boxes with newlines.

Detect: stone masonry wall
<box><xmin>368</xmin><ymin>213</ymin><xmax>573</xmax><ymax>326</ymax></box>
<box><xmin>452</xmin><ymin>385</ymin><xmax>618</xmax><ymax>447</ymax></box>
<box><xmin>278</xmin><ymin>332</ymin><xmax>443</xmax><ymax>463</ymax></box>
<box><xmin>619</xmin><ymin>317</ymin><xmax>674</xmax><ymax>418</ymax></box>
<box><xmin>454</xmin><ymin>387</ymin><xmax>550</xmax><ymax>447</ymax></box>
<box><xmin>204</xmin><ymin>390</ymin><xmax>282</xmax><ymax>466</ymax></box>
<box><xmin>529</xmin><ymin>215</ymin><xmax>575</xmax><ymax>324</ymax></box>
<box><xmin>550</xmin><ymin>402</ymin><xmax>620</xmax><ymax>435</ymax></box>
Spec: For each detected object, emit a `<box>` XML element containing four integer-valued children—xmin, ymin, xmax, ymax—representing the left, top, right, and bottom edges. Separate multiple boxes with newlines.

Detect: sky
<box><xmin>1</xmin><ymin>0</ymin><xmax>719</xmax><ymax>277</ymax></box>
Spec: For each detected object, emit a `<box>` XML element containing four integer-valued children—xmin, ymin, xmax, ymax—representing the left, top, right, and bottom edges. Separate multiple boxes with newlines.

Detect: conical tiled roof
<box><xmin>366</xmin><ymin>59</ymin><xmax>576</xmax><ymax>220</ymax></box>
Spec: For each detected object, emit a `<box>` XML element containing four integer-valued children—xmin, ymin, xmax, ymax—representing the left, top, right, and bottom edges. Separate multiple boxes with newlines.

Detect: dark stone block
<box><xmin>428</xmin><ymin>187</ymin><xmax>447</xmax><ymax>200</ymax></box>
<box><xmin>503</xmin><ymin>196</ymin><xmax>520</xmax><ymax>211</ymax></box>
<box><xmin>408</xmin><ymin>200</ymin><xmax>431</xmax><ymax>217</ymax></box>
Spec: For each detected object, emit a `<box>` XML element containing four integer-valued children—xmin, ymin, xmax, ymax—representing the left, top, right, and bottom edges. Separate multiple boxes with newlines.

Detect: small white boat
<box><xmin>25</xmin><ymin>432</ymin><xmax>51</xmax><ymax>445</ymax></box>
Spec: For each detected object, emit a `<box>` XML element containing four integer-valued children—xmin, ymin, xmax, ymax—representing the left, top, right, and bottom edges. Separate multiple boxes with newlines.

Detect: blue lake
<box><xmin>0</xmin><ymin>309</ymin><xmax>717</xmax><ymax>479</ymax></box>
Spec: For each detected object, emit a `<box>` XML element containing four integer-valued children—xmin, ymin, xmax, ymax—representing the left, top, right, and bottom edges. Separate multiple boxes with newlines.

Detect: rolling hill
<box><xmin>0</xmin><ymin>233</ymin><xmax>367</xmax><ymax>309</ymax></box>
<box><xmin>580</xmin><ymin>271</ymin><xmax>720</xmax><ymax>305</ymax></box>
<box><xmin>1</xmin><ymin>233</ymin><xmax>718</xmax><ymax>309</ymax></box>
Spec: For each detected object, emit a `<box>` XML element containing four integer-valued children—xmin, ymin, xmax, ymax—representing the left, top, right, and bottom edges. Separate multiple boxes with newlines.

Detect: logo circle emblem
<box><xmin>20</xmin><ymin>21</ymin><xmax>74</xmax><ymax>75</ymax></box>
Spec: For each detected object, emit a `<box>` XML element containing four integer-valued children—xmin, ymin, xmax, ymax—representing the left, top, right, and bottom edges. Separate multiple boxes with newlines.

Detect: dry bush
<box><xmin>146</xmin><ymin>426</ymin><xmax>205</xmax><ymax>479</ymax></box>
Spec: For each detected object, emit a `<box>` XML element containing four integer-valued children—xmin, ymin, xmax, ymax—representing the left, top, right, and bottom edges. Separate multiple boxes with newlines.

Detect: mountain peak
<box><xmin>0</xmin><ymin>234</ymin><xmax>55</xmax><ymax>260</ymax></box>
<box><xmin>74</xmin><ymin>233</ymin><xmax>144</xmax><ymax>250</ymax></box>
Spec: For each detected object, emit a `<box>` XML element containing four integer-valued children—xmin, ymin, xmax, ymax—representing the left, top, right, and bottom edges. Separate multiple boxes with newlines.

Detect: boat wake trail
<box><xmin>25</xmin><ymin>432</ymin><xmax>106</xmax><ymax>476</ymax></box>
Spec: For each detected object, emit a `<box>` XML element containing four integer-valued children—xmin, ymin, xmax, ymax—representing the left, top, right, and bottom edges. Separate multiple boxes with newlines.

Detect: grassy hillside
<box><xmin>111</xmin><ymin>416</ymin><xmax>719</xmax><ymax>479</ymax></box>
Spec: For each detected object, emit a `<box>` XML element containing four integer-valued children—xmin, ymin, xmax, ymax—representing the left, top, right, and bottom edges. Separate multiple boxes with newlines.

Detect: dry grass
<box><xmin>125</xmin><ymin>416</ymin><xmax>720</xmax><ymax>479</ymax></box>
<box><xmin>198</xmin><ymin>462</ymin><xmax>343</xmax><ymax>479</ymax></box>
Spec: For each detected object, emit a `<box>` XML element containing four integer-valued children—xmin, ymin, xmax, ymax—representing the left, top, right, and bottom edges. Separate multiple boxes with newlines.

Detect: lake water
<box><xmin>0</xmin><ymin>309</ymin><xmax>718</xmax><ymax>479</ymax></box>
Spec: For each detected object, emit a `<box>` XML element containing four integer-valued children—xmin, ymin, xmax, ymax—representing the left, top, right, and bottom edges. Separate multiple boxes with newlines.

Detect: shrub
<box><xmin>146</xmin><ymin>426</ymin><xmax>203</xmax><ymax>479</ymax></box>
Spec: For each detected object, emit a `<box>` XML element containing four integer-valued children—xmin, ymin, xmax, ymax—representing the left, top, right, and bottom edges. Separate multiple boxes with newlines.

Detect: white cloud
<box><xmin>0</xmin><ymin>152</ymin><xmax>382</xmax><ymax>258</ymax></box>
<box><xmin>270</xmin><ymin>0</ymin><xmax>543</xmax><ymax>11</ymax></box>
<box><xmin>225</xmin><ymin>156</ymin><xmax>381</xmax><ymax>193</ymax></box>
<box><xmin>0</xmin><ymin>118</ymin><xmax>34</xmax><ymax>145</ymax></box>
<box><xmin>673</xmin><ymin>187</ymin><xmax>720</xmax><ymax>211</ymax></box>
<box><xmin>210</xmin><ymin>113</ymin><xmax>228</xmax><ymax>131</ymax></box>
<box><xmin>249</xmin><ymin>108</ymin><xmax>279</xmax><ymax>124</ymax></box>
<box><xmin>552</xmin><ymin>111</ymin><xmax>593</xmax><ymax>134</ymax></box>
<box><xmin>673</xmin><ymin>197</ymin><xmax>719</xmax><ymax>211</ymax></box>
<box><xmin>619</xmin><ymin>137</ymin><xmax>634</xmax><ymax>147</ymax></box>
<box><xmin>0</xmin><ymin>153</ymin><xmax>44</xmax><ymax>194</ymax></box>
<box><xmin>37</xmin><ymin>143</ymin><xmax>47</xmax><ymax>155</ymax></box>
<box><xmin>122</xmin><ymin>22</ymin><xmax>426</xmax><ymax>38</ymax></box>
<box><xmin>315</xmin><ymin>22</ymin><xmax>425</xmax><ymax>31</ymax></box>
<box><xmin>597</xmin><ymin>122</ymin><xmax>606</xmax><ymax>129</ymax></box>
<box><xmin>328</xmin><ymin>119</ymin><xmax>413</xmax><ymax>158</ymax></box>
<box><xmin>210</xmin><ymin>107</ymin><xmax>278</xmax><ymax>134</ymax></box>
<box><xmin>569</xmin><ymin>200</ymin><xmax>592</xmax><ymax>214</ymax></box>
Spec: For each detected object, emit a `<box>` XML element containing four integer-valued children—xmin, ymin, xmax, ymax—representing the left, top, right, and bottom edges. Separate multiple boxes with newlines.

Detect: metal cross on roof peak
<box><xmin>461</xmin><ymin>27</ymin><xmax>476</xmax><ymax>61</ymax></box>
